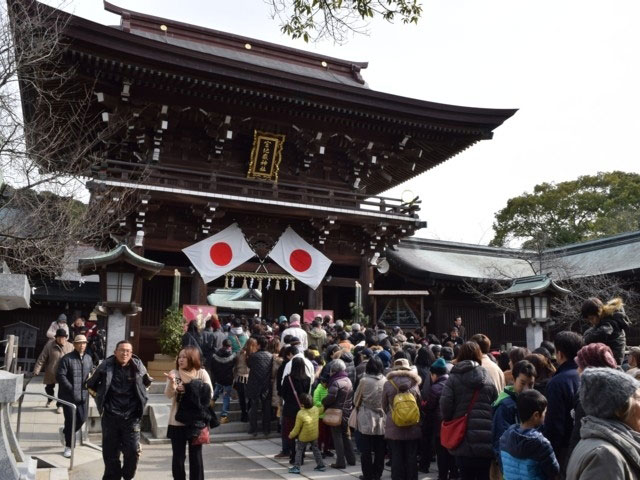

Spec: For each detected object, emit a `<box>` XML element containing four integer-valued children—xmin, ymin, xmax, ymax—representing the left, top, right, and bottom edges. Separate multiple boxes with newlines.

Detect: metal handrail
<box><xmin>16</xmin><ymin>392</ymin><xmax>77</xmax><ymax>470</ymax></box>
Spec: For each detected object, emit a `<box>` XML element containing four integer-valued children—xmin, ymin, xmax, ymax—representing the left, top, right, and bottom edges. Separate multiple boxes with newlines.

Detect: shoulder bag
<box><xmin>322</xmin><ymin>383</ymin><xmax>346</xmax><ymax>427</ymax></box>
<box><xmin>440</xmin><ymin>388</ymin><xmax>480</xmax><ymax>450</ymax></box>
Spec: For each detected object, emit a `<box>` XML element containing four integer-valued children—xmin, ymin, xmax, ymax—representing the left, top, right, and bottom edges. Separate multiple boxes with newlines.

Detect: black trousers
<box><xmin>169</xmin><ymin>425</ymin><xmax>204</xmax><ymax>480</ymax></box>
<box><xmin>455</xmin><ymin>456</ymin><xmax>491</xmax><ymax>480</ymax></box>
<box><xmin>389</xmin><ymin>439</ymin><xmax>418</xmax><ymax>480</ymax></box>
<box><xmin>330</xmin><ymin>423</ymin><xmax>355</xmax><ymax>467</ymax></box>
<box><xmin>44</xmin><ymin>384</ymin><xmax>62</xmax><ymax>407</ymax></box>
<box><xmin>360</xmin><ymin>433</ymin><xmax>385</xmax><ymax>480</ymax></box>
<box><xmin>101</xmin><ymin>413</ymin><xmax>141</xmax><ymax>480</ymax></box>
<box><xmin>435</xmin><ymin>438</ymin><xmax>457</xmax><ymax>480</ymax></box>
<box><xmin>248</xmin><ymin>392</ymin><xmax>271</xmax><ymax>435</ymax></box>
<box><xmin>420</xmin><ymin>421</ymin><xmax>435</xmax><ymax>470</ymax></box>
<box><xmin>62</xmin><ymin>401</ymin><xmax>87</xmax><ymax>448</ymax></box>
<box><xmin>234</xmin><ymin>382</ymin><xmax>247</xmax><ymax>415</ymax></box>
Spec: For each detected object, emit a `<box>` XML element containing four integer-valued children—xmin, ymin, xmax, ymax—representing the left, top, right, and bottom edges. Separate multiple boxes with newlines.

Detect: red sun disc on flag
<box><xmin>290</xmin><ymin>249</ymin><xmax>312</xmax><ymax>272</ymax></box>
<box><xmin>210</xmin><ymin>242</ymin><xmax>232</xmax><ymax>266</ymax></box>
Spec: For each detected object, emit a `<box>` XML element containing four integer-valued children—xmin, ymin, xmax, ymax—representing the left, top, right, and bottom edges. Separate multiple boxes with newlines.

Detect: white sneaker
<box><xmin>58</xmin><ymin>427</ymin><xmax>65</xmax><ymax>446</ymax></box>
<box><xmin>63</xmin><ymin>447</ymin><xmax>71</xmax><ymax>458</ymax></box>
<box><xmin>56</xmin><ymin>406</ymin><xmax>63</xmax><ymax>414</ymax></box>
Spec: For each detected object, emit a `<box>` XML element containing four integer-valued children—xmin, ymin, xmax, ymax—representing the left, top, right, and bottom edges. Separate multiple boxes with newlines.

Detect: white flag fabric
<box><xmin>182</xmin><ymin>223</ymin><xmax>254</xmax><ymax>283</ymax></box>
<box><xmin>269</xmin><ymin>227</ymin><xmax>331</xmax><ymax>290</ymax></box>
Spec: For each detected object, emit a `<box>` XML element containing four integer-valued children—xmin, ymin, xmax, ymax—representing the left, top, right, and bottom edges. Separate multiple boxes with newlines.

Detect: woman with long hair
<box><xmin>524</xmin><ymin>353</ymin><xmax>556</xmax><ymax>397</ymax></box>
<box><xmin>233</xmin><ymin>337</ymin><xmax>258</xmax><ymax>422</ymax></box>
<box><xmin>440</xmin><ymin>342</ymin><xmax>498</xmax><ymax>480</ymax></box>
<box><xmin>281</xmin><ymin>356</ymin><xmax>312</xmax><ymax>464</ymax></box>
<box><xmin>354</xmin><ymin>356</ymin><xmax>386</xmax><ymax>480</ymax></box>
<box><xmin>582</xmin><ymin>297</ymin><xmax>630</xmax><ymax>365</ymax></box>
<box><xmin>165</xmin><ymin>346</ymin><xmax>213</xmax><ymax>480</ymax></box>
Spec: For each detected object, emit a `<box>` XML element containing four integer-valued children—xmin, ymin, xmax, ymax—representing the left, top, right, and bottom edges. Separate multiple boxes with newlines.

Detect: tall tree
<box><xmin>269</xmin><ymin>0</ymin><xmax>422</xmax><ymax>44</ymax></box>
<box><xmin>1</xmin><ymin>1</ymin><xmax>138</xmax><ymax>277</ymax></box>
<box><xmin>490</xmin><ymin>171</ymin><xmax>640</xmax><ymax>249</ymax></box>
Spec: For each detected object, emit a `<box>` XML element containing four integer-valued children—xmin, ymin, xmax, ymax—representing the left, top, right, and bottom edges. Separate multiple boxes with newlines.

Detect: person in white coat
<box><xmin>281</xmin><ymin>314</ymin><xmax>308</xmax><ymax>351</ymax></box>
<box><xmin>46</xmin><ymin>314</ymin><xmax>69</xmax><ymax>340</ymax></box>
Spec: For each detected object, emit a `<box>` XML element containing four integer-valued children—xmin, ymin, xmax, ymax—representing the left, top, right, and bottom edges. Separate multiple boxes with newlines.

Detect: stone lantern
<box><xmin>494</xmin><ymin>274</ymin><xmax>570</xmax><ymax>350</ymax></box>
<box><xmin>78</xmin><ymin>244</ymin><xmax>163</xmax><ymax>354</ymax></box>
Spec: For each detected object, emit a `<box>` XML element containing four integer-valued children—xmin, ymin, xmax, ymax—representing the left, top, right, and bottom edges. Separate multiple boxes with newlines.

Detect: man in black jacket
<box><xmin>246</xmin><ymin>336</ymin><xmax>273</xmax><ymax>436</ymax></box>
<box><xmin>57</xmin><ymin>334</ymin><xmax>94</xmax><ymax>458</ymax></box>
<box><xmin>86</xmin><ymin>340</ymin><xmax>152</xmax><ymax>480</ymax></box>
<box><xmin>210</xmin><ymin>339</ymin><xmax>236</xmax><ymax>424</ymax></box>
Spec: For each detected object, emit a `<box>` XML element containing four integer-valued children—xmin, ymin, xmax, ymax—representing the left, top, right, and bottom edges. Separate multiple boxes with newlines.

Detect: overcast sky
<box><xmin>46</xmin><ymin>0</ymin><xmax>640</xmax><ymax>246</ymax></box>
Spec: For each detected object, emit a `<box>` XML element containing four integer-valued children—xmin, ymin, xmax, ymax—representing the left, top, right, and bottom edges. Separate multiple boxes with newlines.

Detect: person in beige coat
<box><xmin>471</xmin><ymin>334</ymin><xmax>506</xmax><ymax>393</ymax></box>
<box><xmin>33</xmin><ymin>328</ymin><xmax>73</xmax><ymax>412</ymax></box>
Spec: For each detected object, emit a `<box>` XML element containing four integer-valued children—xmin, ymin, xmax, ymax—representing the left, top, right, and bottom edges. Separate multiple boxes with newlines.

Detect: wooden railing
<box><xmin>103</xmin><ymin>159</ymin><xmax>420</xmax><ymax>218</ymax></box>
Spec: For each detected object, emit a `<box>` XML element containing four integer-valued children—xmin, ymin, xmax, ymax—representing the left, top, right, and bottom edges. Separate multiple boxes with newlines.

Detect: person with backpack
<box><xmin>382</xmin><ymin>357</ymin><xmax>422</xmax><ymax>480</ymax></box>
<box><xmin>440</xmin><ymin>341</ymin><xmax>498</xmax><ymax>480</ymax></box>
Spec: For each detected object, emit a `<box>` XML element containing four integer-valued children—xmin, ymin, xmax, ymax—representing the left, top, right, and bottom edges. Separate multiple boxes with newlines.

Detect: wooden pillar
<box><xmin>359</xmin><ymin>257</ymin><xmax>374</xmax><ymax>324</ymax></box>
<box><xmin>190</xmin><ymin>272</ymin><xmax>207</xmax><ymax>305</ymax></box>
<box><xmin>307</xmin><ymin>284</ymin><xmax>323</xmax><ymax>309</ymax></box>
<box><xmin>129</xmin><ymin>278</ymin><xmax>143</xmax><ymax>354</ymax></box>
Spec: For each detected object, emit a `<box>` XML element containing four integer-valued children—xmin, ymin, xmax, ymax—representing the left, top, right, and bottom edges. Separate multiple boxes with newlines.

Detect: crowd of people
<box><xmin>30</xmin><ymin>296</ymin><xmax>640</xmax><ymax>480</ymax></box>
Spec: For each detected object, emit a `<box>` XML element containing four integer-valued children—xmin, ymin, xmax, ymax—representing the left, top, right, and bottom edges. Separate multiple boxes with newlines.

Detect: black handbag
<box><xmin>208</xmin><ymin>400</ymin><xmax>220</xmax><ymax>429</ymax></box>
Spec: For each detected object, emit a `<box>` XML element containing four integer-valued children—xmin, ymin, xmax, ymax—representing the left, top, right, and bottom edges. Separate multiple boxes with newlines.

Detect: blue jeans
<box><xmin>214</xmin><ymin>384</ymin><xmax>233</xmax><ymax>417</ymax></box>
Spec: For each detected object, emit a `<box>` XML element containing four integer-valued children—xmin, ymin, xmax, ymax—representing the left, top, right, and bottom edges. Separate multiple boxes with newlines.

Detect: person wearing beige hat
<box><xmin>56</xmin><ymin>334</ymin><xmax>93</xmax><ymax>458</ymax></box>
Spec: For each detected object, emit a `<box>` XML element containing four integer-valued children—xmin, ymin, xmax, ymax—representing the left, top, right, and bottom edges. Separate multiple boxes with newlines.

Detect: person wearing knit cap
<box><xmin>281</xmin><ymin>314</ymin><xmax>308</xmax><ymax>351</ymax></box>
<box><xmin>46</xmin><ymin>313</ymin><xmax>70</xmax><ymax>340</ymax></box>
<box><xmin>377</xmin><ymin>349</ymin><xmax>391</xmax><ymax>370</ymax></box>
<box><xmin>567</xmin><ymin>368</ymin><xmax>640</xmax><ymax>479</ymax></box>
<box><xmin>567</xmin><ymin>342</ymin><xmax>619</xmax><ymax>458</ymax></box>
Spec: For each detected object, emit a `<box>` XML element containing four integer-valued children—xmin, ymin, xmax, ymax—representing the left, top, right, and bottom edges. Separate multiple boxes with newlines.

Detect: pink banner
<box><xmin>303</xmin><ymin>309</ymin><xmax>334</xmax><ymax>324</ymax></box>
<box><xmin>182</xmin><ymin>305</ymin><xmax>217</xmax><ymax>331</ymax></box>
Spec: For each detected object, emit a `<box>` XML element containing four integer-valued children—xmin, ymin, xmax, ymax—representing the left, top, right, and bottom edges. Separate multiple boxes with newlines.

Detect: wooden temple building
<box><xmin>11</xmin><ymin>1</ymin><xmax>521</xmax><ymax>360</ymax></box>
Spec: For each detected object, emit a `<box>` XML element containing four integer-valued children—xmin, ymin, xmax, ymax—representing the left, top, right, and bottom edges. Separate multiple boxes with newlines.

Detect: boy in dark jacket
<box><xmin>210</xmin><ymin>339</ymin><xmax>236</xmax><ymax>423</ymax></box>
<box><xmin>500</xmin><ymin>389</ymin><xmax>559</xmax><ymax>480</ymax></box>
<box><xmin>492</xmin><ymin>360</ymin><xmax>537</xmax><ymax>462</ymax></box>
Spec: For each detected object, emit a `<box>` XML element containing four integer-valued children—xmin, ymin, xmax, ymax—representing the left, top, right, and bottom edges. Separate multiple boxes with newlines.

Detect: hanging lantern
<box><xmin>241</xmin><ymin>277</ymin><xmax>248</xmax><ymax>289</ymax></box>
<box><xmin>291</xmin><ymin>279</ymin><xmax>295</xmax><ymax>291</ymax></box>
<box><xmin>275</xmin><ymin>279</ymin><xmax>281</xmax><ymax>290</ymax></box>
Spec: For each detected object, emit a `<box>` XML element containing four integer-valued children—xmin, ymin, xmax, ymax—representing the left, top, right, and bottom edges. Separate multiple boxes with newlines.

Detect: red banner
<box><xmin>303</xmin><ymin>309</ymin><xmax>334</xmax><ymax>324</ymax></box>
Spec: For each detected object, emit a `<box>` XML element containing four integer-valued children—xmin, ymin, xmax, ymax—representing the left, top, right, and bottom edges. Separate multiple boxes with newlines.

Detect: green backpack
<box><xmin>389</xmin><ymin>379</ymin><xmax>420</xmax><ymax>427</ymax></box>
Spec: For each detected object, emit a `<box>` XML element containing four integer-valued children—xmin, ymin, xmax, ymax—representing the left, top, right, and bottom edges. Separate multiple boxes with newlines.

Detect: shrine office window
<box><xmin>377</xmin><ymin>298</ymin><xmax>420</xmax><ymax>327</ymax></box>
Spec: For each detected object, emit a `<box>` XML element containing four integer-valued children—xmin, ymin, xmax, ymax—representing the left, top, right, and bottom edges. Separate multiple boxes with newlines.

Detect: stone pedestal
<box><xmin>0</xmin><ymin>371</ymin><xmax>28</xmax><ymax>480</ymax></box>
<box><xmin>106</xmin><ymin>309</ymin><xmax>127</xmax><ymax>355</ymax></box>
<box><xmin>526</xmin><ymin>324</ymin><xmax>544</xmax><ymax>351</ymax></box>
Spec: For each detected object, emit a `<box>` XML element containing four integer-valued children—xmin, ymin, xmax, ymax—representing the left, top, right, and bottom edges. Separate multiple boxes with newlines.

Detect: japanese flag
<box><xmin>269</xmin><ymin>227</ymin><xmax>331</xmax><ymax>290</ymax></box>
<box><xmin>182</xmin><ymin>223</ymin><xmax>255</xmax><ymax>283</ymax></box>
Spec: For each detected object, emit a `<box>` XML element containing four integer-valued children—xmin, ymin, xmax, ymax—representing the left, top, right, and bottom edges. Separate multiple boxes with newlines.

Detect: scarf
<box><xmin>329</xmin><ymin>370</ymin><xmax>348</xmax><ymax>387</ymax></box>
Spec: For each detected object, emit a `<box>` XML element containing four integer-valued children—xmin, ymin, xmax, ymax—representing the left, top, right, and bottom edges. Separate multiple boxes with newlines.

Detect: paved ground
<box><xmin>17</xmin><ymin>376</ymin><xmax>439</xmax><ymax>480</ymax></box>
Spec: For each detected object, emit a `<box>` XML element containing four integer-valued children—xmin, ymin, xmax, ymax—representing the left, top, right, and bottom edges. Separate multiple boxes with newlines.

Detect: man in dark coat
<box><xmin>56</xmin><ymin>334</ymin><xmax>94</xmax><ymax>458</ymax></box>
<box><xmin>86</xmin><ymin>340</ymin><xmax>152</xmax><ymax>480</ymax></box>
<box><xmin>543</xmin><ymin>331</ymin><xmax>583</xmax><ymax>473</ymax></box>
<box><xmin>246</xmin><ymin>336</ymin><xmax>273</xmax><ymax>436</ymax></box>
<box><xmin>210</xmin><ymin>339</ymin><xmax>236</xmax><ymax>423</ymax></box>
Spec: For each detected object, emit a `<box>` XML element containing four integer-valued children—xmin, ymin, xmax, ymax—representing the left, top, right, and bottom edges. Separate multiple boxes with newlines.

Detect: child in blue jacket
<box><xmin>500</xmin><ymin>389</ymin><xmax>559</xmax><ymax>480</ymax></box>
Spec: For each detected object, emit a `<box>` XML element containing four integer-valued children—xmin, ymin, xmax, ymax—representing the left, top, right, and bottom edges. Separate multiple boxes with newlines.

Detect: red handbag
<box><xmin>191</xmin><ymin>426</ymin><xmax>210</xmax><ymax>446</ymax></box>
<box><xmin>440</xmin><ymin>389</ymin><xmax>479</xmax><ymax>450</ymax></box>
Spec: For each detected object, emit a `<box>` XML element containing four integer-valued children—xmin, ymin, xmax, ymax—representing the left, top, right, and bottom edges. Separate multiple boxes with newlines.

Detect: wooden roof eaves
<box><xmin>63</xmin><ymin>15</ymin><xmax>517</xmax><ymax>134</ymax></box>
<box><xmin>103</xmin><ymin>1</ymin><xmax>369</xmax><ymax>71</ymax></box>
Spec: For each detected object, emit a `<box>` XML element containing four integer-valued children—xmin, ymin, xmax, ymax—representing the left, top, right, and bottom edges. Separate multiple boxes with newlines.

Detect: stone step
<box><xmin>141</xmin><ymin>430</ymin><xmax>280</xmax><ymax>445</ymax></box>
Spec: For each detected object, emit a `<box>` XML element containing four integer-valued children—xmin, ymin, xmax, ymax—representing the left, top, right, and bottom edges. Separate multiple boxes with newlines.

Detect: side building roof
<box><xmin>389</xmin><ymin>230</ymin><xmax>640</xmax><ymax>282</ymax></box>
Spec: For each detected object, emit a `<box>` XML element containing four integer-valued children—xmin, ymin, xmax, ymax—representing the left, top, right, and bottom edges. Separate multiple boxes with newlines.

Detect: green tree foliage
<box><xmin>158</xmin><ymin>307</ymin><xmax>184</xmax><ymax>357</ymax></box>
<box><xmin>269</xmin><ymin>0</ymin><xmax>422</xmax><ymax>44</ymax></box>
<box><xmin>490</xmin><ymin>171</ymin><xmax>640</xmax><ymax>249</ymax></box>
